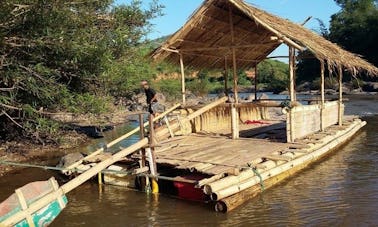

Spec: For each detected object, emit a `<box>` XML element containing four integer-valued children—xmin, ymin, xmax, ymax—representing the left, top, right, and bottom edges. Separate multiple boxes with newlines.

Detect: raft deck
<box><xmin>155</xmin><ymin>134</ymin><xmax>291</xmax><ymax>176</ymax></box>
<box><xmin>152</xmin><ymin>116</ymin><xmax>362</xmax><ymax>183</ymax></box>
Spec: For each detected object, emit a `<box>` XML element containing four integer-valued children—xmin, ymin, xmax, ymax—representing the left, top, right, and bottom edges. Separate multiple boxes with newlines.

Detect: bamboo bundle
<box><xmin>202</xmin><ymin>157</ymin><xmax>266</xmax><ymax>195</ymax></box>
<box><xmin>210</xmin><ymin>120</ymin><xmax>365</xmax><ymax>206</ymax></box>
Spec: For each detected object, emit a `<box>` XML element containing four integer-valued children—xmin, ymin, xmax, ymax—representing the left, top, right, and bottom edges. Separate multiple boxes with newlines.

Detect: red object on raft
<box><xmin>244</xmin><ymin>120</ymin><xmax>270</xmax><ymax>125</ymax></box>
<box><xmin>173</xmin><ymin>174</ymin><xmax>206</xmax><ymax>201</ymax></box>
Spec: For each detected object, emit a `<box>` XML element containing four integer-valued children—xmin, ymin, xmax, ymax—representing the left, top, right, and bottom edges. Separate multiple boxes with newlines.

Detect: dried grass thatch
<box><xmin>150</xmin><ymin>0</ymin><xmax>378</xmax><ymax>76</ymax></box>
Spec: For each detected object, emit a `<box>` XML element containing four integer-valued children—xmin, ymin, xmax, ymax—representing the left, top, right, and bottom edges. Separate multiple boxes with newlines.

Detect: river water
<box><xmin>0</xmin><ymin>95</ymin><xmax>377</xmax><ymax>226</ymax></box>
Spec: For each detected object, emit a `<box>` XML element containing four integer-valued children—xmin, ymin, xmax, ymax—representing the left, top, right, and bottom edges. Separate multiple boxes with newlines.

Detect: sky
<box><xmin>115</xmin><ymin>0</ymin><xmax>341</xmax><ymax>58</ymax></box>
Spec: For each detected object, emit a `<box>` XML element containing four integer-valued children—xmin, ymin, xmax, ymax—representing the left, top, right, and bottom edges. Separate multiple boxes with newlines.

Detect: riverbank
<box><xmin>0</xmin><ymin>107</ymin><xmax>139</xmax><ymax>176</ymax></box>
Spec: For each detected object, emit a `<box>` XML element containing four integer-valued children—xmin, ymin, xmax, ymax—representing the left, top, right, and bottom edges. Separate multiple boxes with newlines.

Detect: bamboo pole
<box><xmin>289</xmin><ymin>46</ymin><xmax>295</xmax><ymax>102</ymax></box>
<box><xmin>320</xmin><ymin>61</ymin><xmax>325</xmax><ymax>131</ymax></box>
<box><xmin>224</xmin><ymin>56</ymin><xmax>229</xmax><ymax>97</ymax></box>
<box><xmin>287</xmin><ymin>46</ymin><xmax>296</xmax><ymax>142</ymax></box>
<box><xmin>231</xmin><ymin>104</ymin><xmax>239</xmax><ymax>139</ymax></box>
<box><xmin>1</xmin><ymin>138</ymin><xmax>149</xmax><ymax>226</ymax></box>
<box><xmin>64</xmin><ymin>103</ymin><xmax>181</xmax><ymax>173</ymax></box>
<box><xmin>229</xmin><ymin>5</ymin><xmax>238</xmax><ymax>104</ymax></box>
<box><xmin>138</xmin><ymin>114</ymin><xmax>147</xmax><ymax>189</ymax></box>
<box><xmin>338</xmin><ymin>66</ymin><xmax>343</xmax><ymax>126</ymax></box>
<box><xmin>179</xmin><ymin>54</ymin><xmax>186</xmax><ymax>106</ymax></box>
<box><xmin>254</xmin><ymin>66</ymin><xmax>258</xmax><ymax>101</ymax></box>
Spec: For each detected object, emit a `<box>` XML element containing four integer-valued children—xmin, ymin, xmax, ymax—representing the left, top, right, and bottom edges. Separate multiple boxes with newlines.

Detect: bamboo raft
<box><xmin>1</xmin><ymin>0</ymin><xmax>376</xmax><ymax>224</ymax></box>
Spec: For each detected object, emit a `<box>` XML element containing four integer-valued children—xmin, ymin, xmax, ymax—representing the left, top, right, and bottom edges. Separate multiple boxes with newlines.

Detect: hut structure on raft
<box><xmin>151</xmin><ymin>0</ymin><xmax>378</xmax><ymax>142</ymax></box>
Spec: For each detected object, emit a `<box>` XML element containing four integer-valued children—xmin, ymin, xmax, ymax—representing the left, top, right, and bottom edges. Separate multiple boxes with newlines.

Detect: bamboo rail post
<box><xmin>320</xmin><ymin>61</ymin><xmax>325</xmax><ymax>131</ymax></box>
<box><xmin>338</xmin><ymin>66</ymin><xmax>343</xmax><ymax>126</ymax></box>
<box><xmin>179</xmin><ymin>54</ymin><xmax>186</xmax><ymax>106</ymax></box>
<box><xmin>148</xmin><ymin>114</ymin><xmax>159</xmax><ymax>193</ymax></box>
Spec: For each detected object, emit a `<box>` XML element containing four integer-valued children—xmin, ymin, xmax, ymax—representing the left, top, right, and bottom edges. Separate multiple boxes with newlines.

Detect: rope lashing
<box><xmin>248</xmin><ymin>163</ymin><xmax>265</xmax><ymax>192</ymax></box>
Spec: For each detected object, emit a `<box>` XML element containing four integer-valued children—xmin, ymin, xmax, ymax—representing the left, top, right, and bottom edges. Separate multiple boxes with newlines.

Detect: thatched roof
<box><xmin>150</xmin><ymin>0</ymin><xmax>378</xmax><ymax>75</ymax></box>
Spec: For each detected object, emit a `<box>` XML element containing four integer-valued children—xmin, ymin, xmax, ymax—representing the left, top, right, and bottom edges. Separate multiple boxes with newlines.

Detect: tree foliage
<box><xmin>0</xmin><ymin>0</ymin><xmax>163</xmax><ymax>141</ymax></box>
<box><xmin>297</xmin><ymin>0</ymin><xmax>378</xmax><ymax>84</ymax></box>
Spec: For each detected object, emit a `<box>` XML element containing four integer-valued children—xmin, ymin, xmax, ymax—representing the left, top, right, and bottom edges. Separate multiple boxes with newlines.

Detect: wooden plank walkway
<box><xmin>155</xmin><ymin>134</ymin><xmax>291</xmax><ymax>175</ymax></box>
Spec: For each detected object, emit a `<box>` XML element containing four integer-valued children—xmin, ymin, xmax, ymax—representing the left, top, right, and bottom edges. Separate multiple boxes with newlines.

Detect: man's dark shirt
<box><xmin>144</xmin><ymin>87</ymin><xmax>157</xmax><ymax>104</ymax></box>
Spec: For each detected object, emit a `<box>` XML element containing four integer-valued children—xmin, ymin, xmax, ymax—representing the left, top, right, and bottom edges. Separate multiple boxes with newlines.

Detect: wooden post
<box><xmin>179</xmin><ymin>54</ymin><xmax>186</xmax><ymax>106</ymax></box>
<box><xmin>229</xmin><ymin>5</ymin><xmax>239</xmax><ymax>140</ymax></box>
<box><xmin>254</xmin><ymin>66</ymin><xmax>258</xmax><ymax>101</ymax></box>
<box><xmin>289</xmin><ymin>46</ymin><xmax>296</xmax><ymax>102</ymax></box>
<box><xmin>224</xmin><ymin>56</ymin><xmax>229</xmax><ymax>97</ymax></box>
<box><xmin>338</xmin><ymin>66</ymin><xmax>343</xmax><ymax>126</ymax></box>
<box><xmin>320</xmin><ymin>61</ymin><xmax>325</xmax><ymax>131</ymax></box>
<box><xmin>138</xmin><ymin>114</ymin><xmax>147</xmax><ymax>189</ymax></box>
<box><xmin>148</xmin><ymin>114</ymin><xmax>159</xmax><ymax>193</ymax></box>
<box><xmin>229</xmin><ymin>5</ymin><xmax>238</xmax><ymax>104</ymax></box>
<box><xmin>287</xmin><ymin>46</ymin><xmax>296</xmax><ymax>143</ymax></box>
<box><xmin>231</xmin><ymin>104</ymin><xmax>239</xmax><ymax>139</ymax></box>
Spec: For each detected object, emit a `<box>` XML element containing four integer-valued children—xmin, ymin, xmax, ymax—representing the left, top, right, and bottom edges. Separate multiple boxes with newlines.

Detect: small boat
<box><xmin>0</xmin><ymin>177</ymin><xmax>67</xmax><ymax>227</ymax></box>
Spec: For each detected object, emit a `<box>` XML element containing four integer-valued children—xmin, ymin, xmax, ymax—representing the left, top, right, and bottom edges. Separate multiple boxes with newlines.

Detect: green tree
<box><xmin>0</xmin><ymin>0</ymin><xmax>163</xmax><ymax>141</ymax></box>
<box><xmin>329</xmin><ymin>0</ymin><xmax>378</xmax><ymax>78</ymax></box>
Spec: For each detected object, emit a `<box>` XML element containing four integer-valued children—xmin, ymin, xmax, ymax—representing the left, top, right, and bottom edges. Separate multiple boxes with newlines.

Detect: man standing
<box><xmin>141</xmin><ymin>80</ymin><xmax>158</xmax><ymax>115</ymax></box>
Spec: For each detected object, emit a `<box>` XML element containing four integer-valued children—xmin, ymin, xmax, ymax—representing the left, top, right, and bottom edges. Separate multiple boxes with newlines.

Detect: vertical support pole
<box><xmin>289</xmin><ymin>46</ymin><xmax>296</xmax><ymax>102</ymax></box>
<box><xmin>254</xmin><ymin>66</ymin><xmax>258</xmax><ymax>101</ymax></box>
<box><xmin>229</xmin><ymin>5</ymin><xmax>238</xmax><ymax>104</ymax></box>
<box><xmin>224</xmin><ymin>56</ymin><xmax>229</xmax><ymax>97</ymax></box>
<box><xmin>229</xmin><ymin>5</ymin><xmax>239</xmax><ymax>140</ymax></box>
<box><xmin>287</xmin><ymin>46</ymin><xmax>296</xmax><ymax>143</ymax></box>
<box><xmin>138</xmin><ymin>114</ymin><xmax>146</xmax><ymax>190</ymax></box>
<box><xmin>179</xmin><ymin>54</ymin><xmax>186</xmax><ymax>106</ymax></box>
<box><xmin>231</xmin><ymin>104</ymin><xmax>239</xmax><ymax>139</ymax></box>
<box><xmin>148</xmin><ymin>114</ymin><xmax>159</xmax><ymax>193</ymax></box>
<box><xmin>338</xmin><ymin>66</ymin><xmax>343</xmax><ymax>126</ymax></box>
<box><xmin>320</xmin><ymin>61</ymin><xmax>325</xmax><ymax>131</ymax></box>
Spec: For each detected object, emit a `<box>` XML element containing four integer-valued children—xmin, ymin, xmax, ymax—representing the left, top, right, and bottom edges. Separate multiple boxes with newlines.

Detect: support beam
<box><xmin>320</xmin><ymin>60</ymin><xmax>325</xmax><ymax>131</ymax></box>
<box><xmin>338</xmin><ymin>66</ymin><xmax>343</xmax><ymax>126</ymax></box>
<box><xmin>178</xmin><ymin>43</ymin><xmax>274</xmax><ymax>52</ymax></box>
<box><xmin>179</xmin><ymin>54</ymin><xmax>186</xmax><ymax>105</ymax></box>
